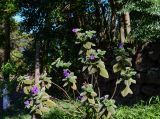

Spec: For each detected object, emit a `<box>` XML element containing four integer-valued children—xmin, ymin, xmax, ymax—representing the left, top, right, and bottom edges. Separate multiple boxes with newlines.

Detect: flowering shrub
<box><xmin>76</xmin><ymin>29</ymin><xmax>109</xmax><ymax>79</ymax></box>
<box><xmin>17</xmin><ymin>72</ymin><xmax>56</xmax><ymax>116</ymax></box>
<box><xmin>113</xmin><ymin>47</ymin><xmax>136</xmax><ymax>97</ymax></box>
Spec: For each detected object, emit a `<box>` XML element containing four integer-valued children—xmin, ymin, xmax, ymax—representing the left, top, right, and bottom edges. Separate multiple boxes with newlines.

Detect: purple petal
<box><xmin>118</xmin><ymin>43</ymin><xmax>124</xmax><ymax>49</ymax></box>
<box><xmin>63</xmin><ymin>69</ymin><xmax>70</xmax><ymax>77</ymax></box>
<box><xmin>90</xmin><ymin>54</ymin><xmax>95</xmax><ymax>60</ymax></box>
<box><xmin>72</xmin><ymin>28</ymin><xmax>78</xmax><ymax>33</ymax></box>
<box><xmin>31</xmin><ymin>86</ymin><xmax>39</xmax><ymax>95</ymax></box>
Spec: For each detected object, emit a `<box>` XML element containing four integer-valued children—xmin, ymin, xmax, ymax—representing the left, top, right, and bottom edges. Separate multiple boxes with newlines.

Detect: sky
<box><xmin>13</xmin><ymin>14</ymin><xmax>24</xmax><ymax>22</ymax></box>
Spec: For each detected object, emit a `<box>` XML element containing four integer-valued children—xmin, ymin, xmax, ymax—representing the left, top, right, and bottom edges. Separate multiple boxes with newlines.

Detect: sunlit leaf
<box><xmin>71</xmin><ymin>83</ymin><xmax>77</xmax><ymax>90</ymax></box>
<box><xmin>88</xmin><ymin>98</ymin><xmax>95</xmax><ymax>104</ymax></box>
<box><xmin>35</xmin><ymin>109</ymin><xmax>42</xmax><ymax>115</ymax></box>
<box><xmin>97</xmin><ymin>60</ymin><xmax>109</xmax><ymax>78</ymax></box>
<box><xmin>113</xmin><ymin>63</ymin><xmax>121</xmax><ymax>73</ymax></box>
<box><xmin>83</xmin><ymin>42</ymin><xmax>95</xmax><ymax>49</ymax></box>
<box><xmin>82</xmin><ymin>66</ymin><xmax>87</xmax><ymax>71</ymax></box>
<box><xmin>99</xmin><ymin>68</ymin><xmax>109</xmax><ymax>78</ymax></box>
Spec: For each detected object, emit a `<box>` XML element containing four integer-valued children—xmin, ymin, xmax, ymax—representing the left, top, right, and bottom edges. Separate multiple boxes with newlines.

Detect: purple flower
<box><xmin>77</xmin><ymin>96</ymin><xmax>83</xmax><ymax>100</ymax></box>
<box><xmin>63</xmin><ymin>69</ymin><xmax>70</xmax><ymax>78</ymax></box>
<box><xmin>72</xmin><ymin>28</ymin><xmax>78</xmax><ymax>33</ymax></box>
<box><xmin>90</xmin><ymin>54</ymin><xmax>95</xmax><ymax>60</ymax></box>
<box><xmin>31</xmin><ymin>85</ymin><xmax>39</xmax><ymax>95</ymax></box>
<box><xmin>24</xmin><ymin>100</ymin><xmax>30</xmax><ymax>108</ymax></box>
<box><xmin>118</xmin><ymin>43</ymin><xmax>124</xmax><ymax>49</ymax></box>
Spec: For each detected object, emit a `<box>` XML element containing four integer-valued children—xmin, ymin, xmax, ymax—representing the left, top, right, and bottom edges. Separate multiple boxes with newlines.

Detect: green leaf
<box><xmin>121</xmin><ymin>79</ymin><xmax>136</xmax><ymax>97</ymax></box>
<box><xmin>81</xmin><ymin>96</ymin><xmax>87</xmax><ymax>103</ymax></box>
<box><xmin>79</xmin><ymin>50</ymin><xmax>83</xmax><ymax>55</ymax></box>
<box><xmin>120</xmin><ymin>69</ymin><xmax>126</xmax><ymax>75</ymax></box>
<box><xmin>121</xmin><ymin>86</ymin><xmax>133</xmax><ymax>97</ymax></box>
<box><xmin>107</xmin><ymin>106</ymin><xmax>116</xmax><ymax>114</ymax></box>
<box><xmin>30</xmin><ymin>105</ymin><xmax>37</xmax><ymax>113</ymax></box>
<box><xmin>63</xmin><ymin>82</ymin><xmax>68</xmax><ymax>87</ymax></box>
<box><xmin>97</xmin><ymin>49</ymin><xmax>106</xmax><ymax>56</ymax></box>
<box><xmin>106</xmin><ymin>112</ymin><xmax>112</xmax><ymax>119</ymax></box>
<box><xmin>113</xmin><ymin>63</ymin><xmax>121</xmax><ymax>73</ymax></box>
<box><xmin>116</xmin><ymin>79</ymin><xmax>122</xmax><ymax>84</ymax></box>
<box><xmin>91</xmin><ymin>92</ymin><xmax>97</xmax><ymax>97</ymax></box>
<box><xmin>88</xmin><ymin>65</ymin><xmax>92</xmax><ymax>72</ymax></box>
<box><xmin>80</xmin><ymin>92</ymin><xmax>87</xmax><ymax>96</ymax></box>
<box><xmin>116</xmin><ymin>56</ymin><xmax>122</xmax><ymax>61</ymax></box>
<box><xmin>82</xmin><ymin>66</ymin><xmax>87</xmax><ymax>72</ymax></box>
<box><xmin>23</xmin><ymin>80</ymin><xmax>33</xmax><ymax>85</ymax></box>
<box><xmin>97</xmin><ymin>60</ymin><xmax>109</xmax><ymax>78</ymax></box>
<box><xmin>83</xmin><ymin>42</ymin><xmax>95</xmax><ymax>49</ymax></box>
<box><xmin>99</xmin><ymin>68</ymin><xmax>109</xmax><ymax>79</ymax></box>
<box><xmin>97</xmin><ymin>60</ymin><xmax>105</xmax><ymax>69</ymax></box>
<box><xmin>69</xmin><ymin>76</ymin><xmax>77</xmax><ymax>83</ymax></box>
<box><xmin>43</xmin><ymin>77</ymin><xmax>52</xmax><ymax>83</ymax></box>
<box><xmin>89</xmin><ymin>68</ymin><xmax>97</xmax><ymax>74</ymax></box>
<box><xmin>35</xmin><ymin>109</ymin><xmax>42</xmax><ymax>115</ymax></box>
<box><xmin>88</xmin><ymin>98</ymin><xmax>95</xmax><ymax>104</ymax></box>
<box><xmin>125</xmin><ymin>58</ymin><xmax>132</xmax><ymax>66</ymax></box>
<box><xmin>23</xmin><ymin>86</ymin><xmax>30</xmax><ymax>94</ymax></box>
<box><xmin>46</xmin><ymin>84</ymin><xmax>51</xmax><ymax>89</ymax></box>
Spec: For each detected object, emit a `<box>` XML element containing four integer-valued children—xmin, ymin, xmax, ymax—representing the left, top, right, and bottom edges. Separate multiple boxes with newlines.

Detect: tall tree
<box><xmin>0</xmin><ymin>0</ymin><xmax>18</xmax><ymax>111</ymax></box>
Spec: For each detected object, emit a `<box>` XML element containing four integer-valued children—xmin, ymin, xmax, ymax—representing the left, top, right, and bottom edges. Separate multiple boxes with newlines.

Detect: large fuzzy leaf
<box><xmin>121</xmin><ymin>79</ymin><xmax>136</xmax><ymax>97</ymax></box>
<box><xmin>35</xmin><ymin>109</ymin><xmax>42</xmax><ymax>115</ymax></box>
<box><xmin>97</xmin><ymin>60</ymin><xmax>109</xmax><ymax>78</ymax></box>
<box><xmin>23</xmin><ymin>79</ymin><xmax>33</xmax><ymax>85</ymax></box>
<box><xmin>113</xmin><ymin>63</ymin><xmax>121</xmax><ymax>73</ymax></box>
<box><xmin>83</xmin><ymin>42</ymin><xmax>95</xmax><ymax>49</ymax></box>
<box><xmin>88</xmin><ymin>98</ymin><xmax>95</xmax><ymax>104</ymax></box>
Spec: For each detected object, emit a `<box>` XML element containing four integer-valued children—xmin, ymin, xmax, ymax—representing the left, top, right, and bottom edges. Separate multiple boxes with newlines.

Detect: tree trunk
<box><xmin>3</xmin><ymin>16</ymin><xmax>11</xmax><ymax>111</ymax></box>
<box><xmin>120</xmin><ymin>15</ymin><xmax>125</xmax><ymax>44</ymax></box>
<box><xmin>124</xmin><ymin>12</ymin><xmax>131</xmax><ymax>35</ymax></box>
<box><xmin>32</xmin><ymin>39</ymin><xmax>40</xmax><ymax>119</ymax></box>
<box><xmin>35</xmin><ymin>39</ymin><xmax>40</xmax><ymax>84</ymax></box>
<box><xmin>124</xmin><ymin>12</ymin><xmax>131</xmax><ymax>43</ymax></box>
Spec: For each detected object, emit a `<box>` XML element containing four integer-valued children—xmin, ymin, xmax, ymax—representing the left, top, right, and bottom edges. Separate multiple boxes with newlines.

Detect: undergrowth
<box><xmin>1</xmin><ymin>96</ymin><xmax>160</xmax><ymax>119</ymax></box>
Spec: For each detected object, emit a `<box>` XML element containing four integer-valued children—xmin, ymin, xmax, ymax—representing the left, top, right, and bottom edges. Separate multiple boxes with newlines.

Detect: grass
<box><xmin>1</xmin><ymin>97</ymin><xmax>160</xmax><ymax>119</ymax></box>
<box><xmin>114</xmin><ymin>103</ymin><xmax>160</xmax><ymax>119</ymax></box>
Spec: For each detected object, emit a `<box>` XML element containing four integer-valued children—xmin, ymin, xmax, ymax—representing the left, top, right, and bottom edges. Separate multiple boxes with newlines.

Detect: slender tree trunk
<box><xmin>120</xmin><ymin>15</ymin><xmax>125</xmax><ymax>44</ymax></box>
<box><xmin>124</xmin><ymin>12</ymin><xmax>131</xmax><ymax>35</ymax></box>
<box><xmin>124</xmin><ymin>12</ymin><xmax>131</xmax><ymax>43</ymax></box>
<box><xmin>3</xmin><ymin>16</ymin><xmax>11</xmax><ymax>111</ymax></box>
<box><xmin>35</xmin><ymin>39</ymin><xmax>40</xmax><ymax>84</ymax></box>
<box><xmin>32</xmin><ymin>39</ymin><xmax>41</xmax><ymax>119</ymax></box>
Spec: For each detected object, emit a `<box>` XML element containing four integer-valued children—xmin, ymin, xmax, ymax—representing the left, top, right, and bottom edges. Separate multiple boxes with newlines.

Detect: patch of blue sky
<box><xmin>13</xmin><ymin>13</ymin><xmax>24</xmax><ymax>22</ymax></box>
<box><xmin>100</xmin><ymin>0</ymin><xmax>108</xmax><ymax>4</ymax></box>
